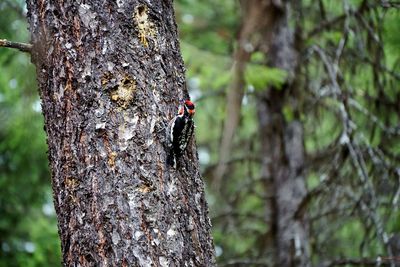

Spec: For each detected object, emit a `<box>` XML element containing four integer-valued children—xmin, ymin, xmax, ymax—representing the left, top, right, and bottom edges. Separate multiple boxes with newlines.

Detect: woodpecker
<box><xmin>167</xmin><ymin>100</ymin><xmax>196</xmax><ymax>167</ymax></box>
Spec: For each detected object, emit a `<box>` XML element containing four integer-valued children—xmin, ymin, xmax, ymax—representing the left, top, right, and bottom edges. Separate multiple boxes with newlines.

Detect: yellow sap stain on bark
<box><xmin>65</xmin><ymin>177</ymin><xmax>79</xmax><ymax>188</ymax></box>
<box><xmin>137</xmin><ymin>182</ymin><xmax>154</xmax><ymax>193</ymax></box>
<box><xmin>101</xmin><ymin>71</ymin><xmax>113</xmax><ymax>86</ymax></box>
<box><xmin>110</xmin><ymin>76</ymin><xmax>136</xmax><ymax>108</ymax></box>
<box><xmin>133</xmin><ymin>5</ymin><xmax>156</xmax><ymax>47</ymax></box>
<box><xmin>108</xmin><ymin>151</ymin><xmax>118</xmax><ymax>168</ymax></box>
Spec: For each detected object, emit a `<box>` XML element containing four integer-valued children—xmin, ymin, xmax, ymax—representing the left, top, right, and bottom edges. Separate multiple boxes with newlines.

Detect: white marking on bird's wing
<box><xmin>169</xmin><ymin>116</ymin><xmax>177</xmax><ymax>143</ymax></box>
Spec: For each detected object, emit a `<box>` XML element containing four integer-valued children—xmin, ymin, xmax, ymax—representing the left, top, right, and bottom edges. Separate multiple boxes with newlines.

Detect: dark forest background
<box><xmin>1</xmin><ymin>0</ymin><xmax>399</xmax><ymax>266</ymax></box>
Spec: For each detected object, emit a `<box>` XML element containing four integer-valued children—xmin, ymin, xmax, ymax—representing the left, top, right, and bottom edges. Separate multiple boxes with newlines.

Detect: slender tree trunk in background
<box><xmin>26</xmin><ymin>1</ymin><xmax>215</xmax><ymax>266</ymax></box>
<box><xmin>214</xmin><ymin>0</ymin><xmax>280</xmax><ymax>188</ymax></box>
<box><xmin>257</xmin><ymin>1</ymin><xmax>310</xmax><ymax>266</ymax></box>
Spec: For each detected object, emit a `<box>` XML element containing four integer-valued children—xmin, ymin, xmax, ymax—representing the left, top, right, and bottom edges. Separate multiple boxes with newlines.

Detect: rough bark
<box><xmin>26</xmin><ymin>0</ymin><xmax>215</xmax><ymax>266</ymax></box>
<box><xmin>257</xmin><ymin>1</ymin><xmax>310</xmax><ymax>266</ymax></box>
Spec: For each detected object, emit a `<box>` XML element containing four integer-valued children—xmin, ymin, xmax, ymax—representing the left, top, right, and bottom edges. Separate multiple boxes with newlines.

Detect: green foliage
<box><xmin>0</xmin><ymin>2</ymin><xmax>61</xmax><ymax>266</ymax></box>
<box><xmin>245</xmin><ymin>64</ymin><xmax>287</xmax><ymax>90</ymax></box>
<box><xmin>175</xmin><ymin>0</ymin><xmax>238</xmax><ymax>54</ymax></box>
<box><xmin>384</xmin><ymin>10</ymin><xmax>400</xmax><ymax>64</ymax></box>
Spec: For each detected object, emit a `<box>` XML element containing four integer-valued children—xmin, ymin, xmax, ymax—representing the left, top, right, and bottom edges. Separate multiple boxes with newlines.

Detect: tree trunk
<box><xmin>26</xmin><ymin>1</ymin><xmax>216</xmax><ymax>266</ymax></box>
<box><xmin>214</xmin><ymin>0</ymin><xmax>280</xmax><ymax>188</ymax></box>
<box><xmin>257</xmin><ymin>1</ymin><xmax>310</xmax><ymax>266</ymax></box>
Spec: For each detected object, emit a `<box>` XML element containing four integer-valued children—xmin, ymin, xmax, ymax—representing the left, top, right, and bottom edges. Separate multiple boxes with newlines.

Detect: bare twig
<box><xmin>307</xmin><ymin>14</ymin><xmax>346</xmax><ymax>38</ymax></box>
<box><xmin>311</xmin><ymin>43</ymin><xmax>395</xmax><ymax>266</ymax></box>
<box><xmin>320</xmin><ymin>256</ymin><xmax>398</xmax><ymax>267</ymax></box>
<box><xmin>380</xmin><ymin>0</ymin><xmax>400</xmax><ymax>8</ymax></box>
<box><xmin>0</xmin><ymin>39</ymin><xmax>32</xmax><ymax>53</ymax></box>
<box><xmin>352</xmin><ymin>53</ymin><xmax>400</xmax><ymax>80</ymax></box>
<box><xmin>307</xmin><ymin>0</ymin><xmax>369</xmax><ymax>38</ymax></box>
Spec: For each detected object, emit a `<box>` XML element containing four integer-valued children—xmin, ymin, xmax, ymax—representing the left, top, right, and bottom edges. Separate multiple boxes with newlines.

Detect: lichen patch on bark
<box><xmin>118</xmin><ymin>112</ymin><xmax>139</xmax><ymax>151</ymax></box>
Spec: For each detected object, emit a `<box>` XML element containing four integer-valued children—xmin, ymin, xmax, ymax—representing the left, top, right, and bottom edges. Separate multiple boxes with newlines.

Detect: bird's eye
<box><xmin>186</xmin><ymin>103</ymin><xmax>195</xmax><ymax>110</ymax></box>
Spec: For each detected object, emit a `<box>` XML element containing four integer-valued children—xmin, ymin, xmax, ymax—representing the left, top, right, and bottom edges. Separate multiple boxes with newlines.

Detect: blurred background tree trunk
<box><xmin>25</xmin><ymin>0</ymin><xmax>215</xmax><ymax>266</ymax></box>
<box><xmin>214</xmin><ymin>0</ymin><xmax>279</xmax><ymax>189</ymax></box>
<box><xmin>256</xmin><ymin>1</ymin><xmax>310</xmax><ymax>266</ymax></box>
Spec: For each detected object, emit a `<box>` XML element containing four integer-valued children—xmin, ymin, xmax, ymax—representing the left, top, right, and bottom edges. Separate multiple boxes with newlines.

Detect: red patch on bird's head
<box><xmin>184</xmin><ymin>100</ymin><xmax>195</xmax><ymax>109</ymax></box>
<box><xmin>184</xmin><ymin>100</ymin><xmax>195</xmax><ymax>116</ymax></box>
